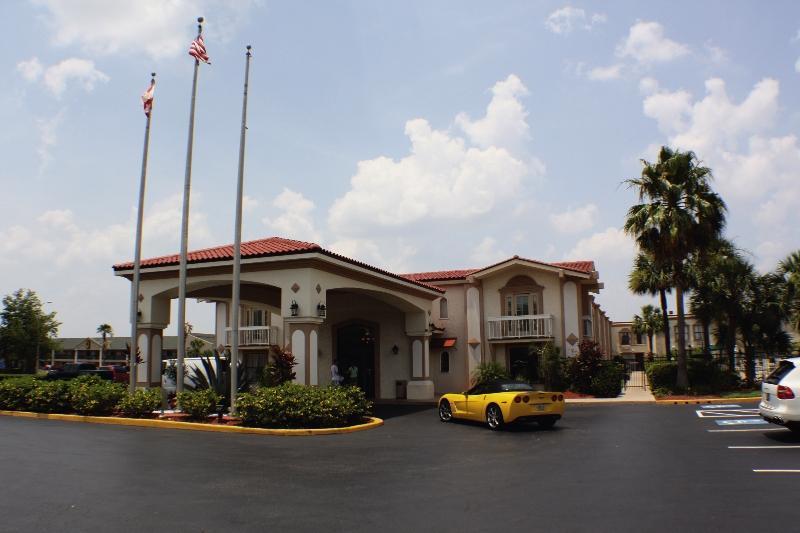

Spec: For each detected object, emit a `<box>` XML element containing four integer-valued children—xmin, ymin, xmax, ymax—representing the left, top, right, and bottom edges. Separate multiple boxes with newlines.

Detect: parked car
<box><xmin>45</xmin><ymin>363</ymin><xmax>113</xmax><ymax>381</ymax></box>
<box><xmin>760</xmin><ymin>357</ymin><xmax>800</xmax><ymax>432</ymax></box>
<box><xmin>438</xmin><ymin>380</ymin><xmax>565</xmax><ymax>430</ymax></box>
<box><xmin>99</xmin><ymin>365</ymin><xmax>130</xmax><ymax>384</ymax></box>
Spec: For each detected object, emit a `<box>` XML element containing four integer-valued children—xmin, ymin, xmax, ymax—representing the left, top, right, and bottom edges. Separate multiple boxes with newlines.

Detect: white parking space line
<box><xmin>696</xmin><ymin>409</ymin><xmax>760</xmax><ymax>418</ymax></box>
<box><xmin>753</xmin><ymin>470</ymin><xmax>800</xmax><ymax>473</ymax></box>
<box><xmin>707</xmin><ymin>428</ymin><xmax>787</xmax><ymax>432</ymax></box>
<box><xmin>728</xmin><ymin>446</ymin><xmax>800</xmax><ymax>450</ymax></box>
<box><xmin>700</xmin><ymin>404</ymin><xmax>742</xmax><ymax>409</ymax></box>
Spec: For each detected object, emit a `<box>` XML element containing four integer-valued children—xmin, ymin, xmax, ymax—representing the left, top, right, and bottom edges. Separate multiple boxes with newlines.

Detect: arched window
<box><xmin>440</xmin><ymin>351</ymin><xmax>450</xmax><ymax>373</ymax></box>
<box><xmin>439</xmin><ymin>297</ymin><xmax>448</xmax><ymax>319</ymax></box>
<box><xmin>620</xmin><ymin>331</ymin><xmax>631</xmax><ymax>346</ymax></box>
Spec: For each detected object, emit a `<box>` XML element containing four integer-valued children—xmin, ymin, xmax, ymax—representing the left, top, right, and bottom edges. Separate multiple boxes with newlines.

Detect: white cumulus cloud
<box><xmin>262</xmin><ymin>188</ymin><xmax>321</xmax><ymax>244</ymax></box>
<box><xmin>18</xmin><ymin>56</ymin><xmax>109</xmax><ymax>98</ymax></box>
<box><xmin>328</xmin><ymin>75</ymin><xmax>538</xmax><ymax>236</ymax></box>
<box><xmin>31</xmin><ymin>0</ymin><xmax>254</xmax><ymax>60</ymax></box>
<box><xmin>616</xmin><ymin>21</ymin><xmax>690</xmax><ymax>64</ymax></box>
<box><xmin>549</xmin><ymin>204</ymin><xmax>599</xmax><ymax>234</ymax></box>
<box><xmin>587</xmin><ymin>64</ymin><xmax>623</xmax><ymax>81</ymax></box>
<box><xmin>545</xmin><ymin>6</ymin><xmax>606</xmax><ymax>35</ymax></box>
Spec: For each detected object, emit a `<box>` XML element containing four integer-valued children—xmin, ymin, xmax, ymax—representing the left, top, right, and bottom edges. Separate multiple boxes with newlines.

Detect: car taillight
<box><xmin>522</xmin><ymin>395</ymin><xmax>529</xmax><ymax>403</ymax></box>
<box><xmin>514</xmin><ymin>396</ymin><xmax>521</xmax><ymax>403</ymax></box>
<box><xmin>551</xmin><ymin>394</ymin><xmax>557</xmax><ymax>402</ymax></box>
<box><xmin>778</xmin><ymin>385</ymin><xmax>795</xmax><ymax>399</ymax></box>
<box><xmin>558</xmin><ymin>394</ymin><xmax>563</xmax><ymax>401</ymax></box>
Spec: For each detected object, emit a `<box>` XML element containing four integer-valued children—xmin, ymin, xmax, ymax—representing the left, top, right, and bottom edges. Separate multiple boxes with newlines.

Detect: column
<box><xmin>135</xmin><ymin>325</ymin><xmax>165</xmax><ymax>388</ymax></box>
<box><xmin>285</xmin><ymin>318</ymin><xmax>323</xmax><ymax>386</ymax></box>
<box><xmin>406</xmin><ymin>335</ymin><xmax>434</xmax><ymax>400</ymax></box>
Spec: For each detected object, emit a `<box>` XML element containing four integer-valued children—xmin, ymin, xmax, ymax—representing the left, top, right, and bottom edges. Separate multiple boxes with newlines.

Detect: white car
<box><xmin>760</xmin><ymin>357</ymin><xmax>800</xmax><ymax>432</ymax></box>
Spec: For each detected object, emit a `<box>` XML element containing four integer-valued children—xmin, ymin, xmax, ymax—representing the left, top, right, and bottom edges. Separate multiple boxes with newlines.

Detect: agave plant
<box><xmin>187</xmin><ymin>349</ymin><xmax>249</xmax><ymax>407</ymax></box>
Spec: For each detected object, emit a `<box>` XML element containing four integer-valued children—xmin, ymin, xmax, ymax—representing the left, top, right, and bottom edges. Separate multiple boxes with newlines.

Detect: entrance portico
<box><xmin>113</xmin><ymin>237</ymin><xmax>441</xmax><ymax>400</ymax></box>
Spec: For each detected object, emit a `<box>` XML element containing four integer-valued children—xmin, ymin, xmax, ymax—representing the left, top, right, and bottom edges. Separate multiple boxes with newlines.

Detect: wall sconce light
<box><xmin>290</xmin><ymin>300</ymin><xmax>299</xmax><ymax>317</ymax></box>
<box><xmin>391</xmin><ymin>344</ymin><xmax>399</xmax><ymax>355</ymax></box>
<box><xmin>317</xmin><ymin>303</ymin><xmax>326</xmax><ymax>318</ymax></box>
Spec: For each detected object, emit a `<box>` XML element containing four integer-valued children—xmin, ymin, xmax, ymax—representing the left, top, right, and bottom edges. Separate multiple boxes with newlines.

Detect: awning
<box><xmin>431</xmin><ymin>337</ymin><xmax>456</xmax><ymax>349</ymax></box>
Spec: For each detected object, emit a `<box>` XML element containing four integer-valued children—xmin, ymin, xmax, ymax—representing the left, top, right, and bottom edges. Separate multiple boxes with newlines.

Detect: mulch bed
<box><xmin>563</xmin><ymin>391</ymin><xmax>595</xmax><ymax>400</ymax></box>
<box><xmin>157</xmin><ymin>412</ymin><xmax>242</xmax><ymax>425</ymax></box>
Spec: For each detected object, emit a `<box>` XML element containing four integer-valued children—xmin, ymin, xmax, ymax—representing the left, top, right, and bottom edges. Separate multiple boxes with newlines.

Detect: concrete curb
<box><xmin>655</xmin><ymin>396</ymin><xmax>761</xmax><ymax>405</ymax></box>
<box><xmin>0</xmin><ymin>410</ymin><xmax>384</xmax><ymax>436</ymax></box>
<box><xmin>566</xmin><ymin>399</ymin><xmax>656</xmax><ymax>405</ymax></box>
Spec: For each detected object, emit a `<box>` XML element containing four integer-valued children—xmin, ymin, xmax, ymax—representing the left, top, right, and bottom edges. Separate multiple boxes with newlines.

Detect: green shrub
<box><xmin>645</xmin><ymin>360</ymin><xmax>740</xmax><ymax>395</ymax></box>
<box><xmin>236</xmin><ymin>384</ymin><xmax>371</xmax><ymax>429</ymax></box>
<box><xmin>565</xmin><ymin>341</ymin><xmax>605</xmax><ymax>394</ymax></box>
<box><xmin>590</xmin><ymin>362</ymin><xmax>625</xmax><ymax>398</ymax></box>
<box><xmin>27</xmin><ymin>380</ymin><xmax>71</xmax><ymax>413</ymax></box>
<box><xmin>645</xmin><ymin>362</ymin><xmax>677</xmax><ymax>391</ymax></box>
<box><xmin>0</xmin><ymin>376</ymin><xmax>36</xmax><ymax>411</ymax></box>
<box><xmin>538</xmin><ymin>343</ymin><xmax>568</xmax><ymax>391</ymax></box>
<box><xmin>472</xmin><ymin>361</ymin><xmax>509</xmax><ymax>385</ymax></box>
<box><xmin>69</xmin><ymin>376</ymin><xmax>126</xmax><ymax>416</ymax></box>
<box><xmin>261</xmin><ymin>346</ymin><xmax>297</xmax><ymax>387</ymax></box>
<box><xmin>118</xmin><ymin>388</ymin><xmax>162</xmax><ymax>418</ymax></box>
<box><xmin>177</xmin><ymin>388</ymin><xmax>220</xmax><ymax>421</ymax></box>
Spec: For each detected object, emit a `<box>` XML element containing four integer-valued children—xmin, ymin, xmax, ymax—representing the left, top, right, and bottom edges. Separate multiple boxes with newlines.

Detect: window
<box><xmin>439</xmin><ymin>298</ymin><xmax>448</xmax><ymax>319</ymax></box>
<box><xmin>635</xmin><ymin>332</ymin><xmax>644</xmax><ymax>345</ymax></box>
<box><xmin>693</xmin><ymin>324</ymin><xmax>703</xmax><ymax>341</ymax></box>
<box><xmin>620</xmin><ymin>331</ymin><xmax>631</xmax><ymax>346</ymax></box>
<box><xmin>440</xmin><ymin>351</ymin><xmax>450</xmax><ymax>373</ymax></box>
<box><xmin>583</xmin><ymin>318</ymin><xmax>593</xmax><ymax>337</ymax></box>
<box><xmin>245</xmin><ymin>352</ymin><xmax>268</xmax><ymax>382</ymax></box>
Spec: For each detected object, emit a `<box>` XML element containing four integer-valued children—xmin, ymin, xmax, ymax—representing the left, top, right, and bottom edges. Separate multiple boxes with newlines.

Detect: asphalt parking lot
<box><xmin>1</xmin><ymin>403</ymin><xmax>799</xmax><ymax>533</ymax></box>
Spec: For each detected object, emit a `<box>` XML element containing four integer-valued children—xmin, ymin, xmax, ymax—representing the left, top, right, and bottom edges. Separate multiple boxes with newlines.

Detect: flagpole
<box><xmin>129</xmin><ymin>72</ymin><xmax>156</xmax><ymax>394</ymax></box>
<box><xmin>177</xmin><ymin>17</ymin><xmax>204</xmax><ymax>398</ymax></box>
<box><xmin>230</xmin><ymin>45</ymin><xmax>253</xmax><ymax>414</ymax></box>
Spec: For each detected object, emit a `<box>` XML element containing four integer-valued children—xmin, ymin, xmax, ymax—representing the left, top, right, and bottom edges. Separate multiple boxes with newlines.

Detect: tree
<box><xmin>632</xmin><ymin>304</ymin><xmax>663</xmax><ymax>356</ymax></box>
<box><xmin>0</xmin><ymin>289</ymin><xmax>60</xmax><ymax>373</ymax></box>
<box><xmin>96</xmin><ymin>323</ymin><xmax>113</xmax><ymax>364</ymax></box>
<box><xmin>738</xmin><ymin>272</ymin><xmax>792</xmax><ymax>384</ymax></box>
<box><xmin>779</xmin><ymin>250</ymin><xmax>800</xmax><ymax>333</ymax></box>
<box><xmin>629</xmin><ymin>252</ymin><xmax>672</xmax><ymax>357</ymax></box>
<box><xmin>624</xmin><ymin>147</ymin><xmax>727</xmax><ymax>389</ymax></box>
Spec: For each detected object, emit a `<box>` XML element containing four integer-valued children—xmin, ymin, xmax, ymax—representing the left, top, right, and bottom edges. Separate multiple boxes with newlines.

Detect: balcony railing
<box><xmin>487</xmin><ymin>315</ymin><xmax>554</xmax><ymax>340</ymax></box>
<box><xmin>225</xmin><ymin>326</ymin><xmax>275</xmax><ymax>346</ymax></box>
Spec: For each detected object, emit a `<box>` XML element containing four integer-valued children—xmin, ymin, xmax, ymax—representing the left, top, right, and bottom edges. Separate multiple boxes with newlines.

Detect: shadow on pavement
<box><xmin>373</xmin><ymin>404</ymin><xmax>434</xmax><ymax>420</ymax></box>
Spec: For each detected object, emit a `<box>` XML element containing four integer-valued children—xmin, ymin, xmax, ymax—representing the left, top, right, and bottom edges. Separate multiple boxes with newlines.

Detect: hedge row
<box><xmin>0</xmin><ymin>375</ymin><xmax>161</xmax><ymax>418</ymax></box>
<box><xmin>646</xmin><ymin>360</ymin><xmax>739</xmax><ymax>395</ymax></box>
<box><xmin>236</xmin><ymin>383</ymin><xmax>371</xmax><ymax>429</ymax></box>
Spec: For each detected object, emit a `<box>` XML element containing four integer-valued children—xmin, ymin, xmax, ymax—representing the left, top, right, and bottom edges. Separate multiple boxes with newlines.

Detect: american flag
<box><xmin>141</xmin><ymin>80</ymin><xmax>155</xmax><ymax>117</ymax></box>
<box><xmin>189</xmin><ymin>34</ymin><xmax>211</xmax><ymax>64</ymax></box>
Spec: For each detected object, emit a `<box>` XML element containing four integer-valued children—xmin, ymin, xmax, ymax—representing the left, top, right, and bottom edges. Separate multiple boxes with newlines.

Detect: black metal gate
<box><xmin>623</xmin><ymin>360</ymin><xmax>646</xmax><ymax>389</ymax></box>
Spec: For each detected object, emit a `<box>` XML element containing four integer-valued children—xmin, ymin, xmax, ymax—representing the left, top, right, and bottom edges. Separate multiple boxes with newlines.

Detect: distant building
<box><xmin>45</xmin><ymin>333</ymin><xmax>215</xmax><ymax>366</ymax></box>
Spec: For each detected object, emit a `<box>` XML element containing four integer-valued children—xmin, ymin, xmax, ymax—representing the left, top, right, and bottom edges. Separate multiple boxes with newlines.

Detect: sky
<box><xmin>2</xmin><ymin>0</ymin><xmax>800</xmax><ymax>337</ymax></box>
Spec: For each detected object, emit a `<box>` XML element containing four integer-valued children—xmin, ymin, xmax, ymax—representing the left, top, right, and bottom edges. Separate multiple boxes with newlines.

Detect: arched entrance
<box><xmin>334</xmin><ymin>321</ymin><xmax>378</xmax><ymax>399</ymax></box>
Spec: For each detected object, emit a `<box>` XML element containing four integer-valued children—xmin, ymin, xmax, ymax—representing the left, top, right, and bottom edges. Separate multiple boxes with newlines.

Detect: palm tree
<box><xmin>632</xmin><ymin>304</ymin><xmax>664</xmax><ymax>355</ymax></box>
<box><xmin>629</xmin><ymin>251</ymin><xmax>672</xmax><ymax>357</ymax></box>
<box><xmin>779</xmin><ymin>250</ymin><xmax>800</xmax><ymax>333</ymax></box>
<box><xmin>96</xmin><ymin>323</ymin><xmax>113</xmax><ymax>365</ymax></box>
<box><xmin>624</xmin><ymin>146</ymin><xmax>727</xmax><ymax>389</ymax></box>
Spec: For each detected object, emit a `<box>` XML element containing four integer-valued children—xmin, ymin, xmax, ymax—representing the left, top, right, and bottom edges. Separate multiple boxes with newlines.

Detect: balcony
<box><xmin>225</xmin><ymin>326</ymin><xmax>276</xmax><ymax>347</ymax></box>
<box><xmin>487</xmin><ymin>315</ymin><xmax>554</xmax><ymax>341</ymax></box>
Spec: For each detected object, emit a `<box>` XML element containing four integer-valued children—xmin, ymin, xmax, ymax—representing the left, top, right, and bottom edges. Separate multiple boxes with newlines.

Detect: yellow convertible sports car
<box><xmin>438</xmin><ymin>380</ymin><xmax>565</xmax><ymax>430</ymax></box>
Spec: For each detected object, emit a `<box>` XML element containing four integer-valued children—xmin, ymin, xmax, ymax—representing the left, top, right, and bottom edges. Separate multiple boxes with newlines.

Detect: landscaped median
<box><xmin>0</xmin><ymin>409</ymin><xmax>384</xmax><ymax>436</ymax></box>
<box><xmin>0</xmin><ymin>376</ymin><xmax>382</xmax><ymax>436</ymax></box>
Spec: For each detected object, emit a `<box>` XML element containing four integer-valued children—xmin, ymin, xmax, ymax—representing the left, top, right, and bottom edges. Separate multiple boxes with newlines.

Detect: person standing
<box><xmin>347</xmin><ymin>362</ymin><xmax>359</xmax><ymax>387</ymax></box>
<box><xmin>331</xmin><ymin>359</ymin><xmax>343</xmax><ymax>386</ymax></box>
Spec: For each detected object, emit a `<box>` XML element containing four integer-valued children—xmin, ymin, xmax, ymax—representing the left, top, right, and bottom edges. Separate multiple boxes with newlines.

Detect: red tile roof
<box><xmin>403</xmin><ymin>258</ymin><xmax>596</xmax><ymax>282</ymax></box>
<box><xmin>113</xmin><ymin>236</ymin><xmax>444</xmax><ymax>294</ymax></box>
<box><xmin>113</xmin><ymin>237</ymin><xmax>321</xmax><ymax>270</ymax></box>
<box><xmin>401</xmin><ymin>269</ymin><xmax>480</xmax><ymax>282</ymax></box>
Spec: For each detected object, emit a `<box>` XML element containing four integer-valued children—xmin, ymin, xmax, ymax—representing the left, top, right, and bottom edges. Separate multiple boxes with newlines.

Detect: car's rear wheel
<box><xmin>787</xmin><ymin>422</ymin><xmax>800</xmax><ymax>433</ymax></box>
<box><xmin>486</xmin><ymin>404</ymin><xmax>504</xmax><ymax>430</ymax></box>
<box><xmin>439</xmin><ymin>400</ymin><xmax>453</xmax><ymax>422</ymax></box>
<box><xmin>537</xmin><ymin>417</ymin><xmax>557</xmax><ymax>429</ymax></box>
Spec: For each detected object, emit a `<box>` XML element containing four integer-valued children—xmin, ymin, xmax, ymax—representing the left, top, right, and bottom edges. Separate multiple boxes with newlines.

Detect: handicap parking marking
<box><xmin>696</xmin><ymin>408</ymin><xmax>760</xmax><ymax>418</ymax></box>
<box><xmin>716</xmin><ymin>418</ymin><xmax>769</xmax><ymax>426</ymax></box>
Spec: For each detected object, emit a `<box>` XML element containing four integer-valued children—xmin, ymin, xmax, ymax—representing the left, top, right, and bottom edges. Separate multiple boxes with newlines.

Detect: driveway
<box><xmin>1</xmin><ymin>404</ymin><xmax>798</xmax><ymax>532</ymax></box>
